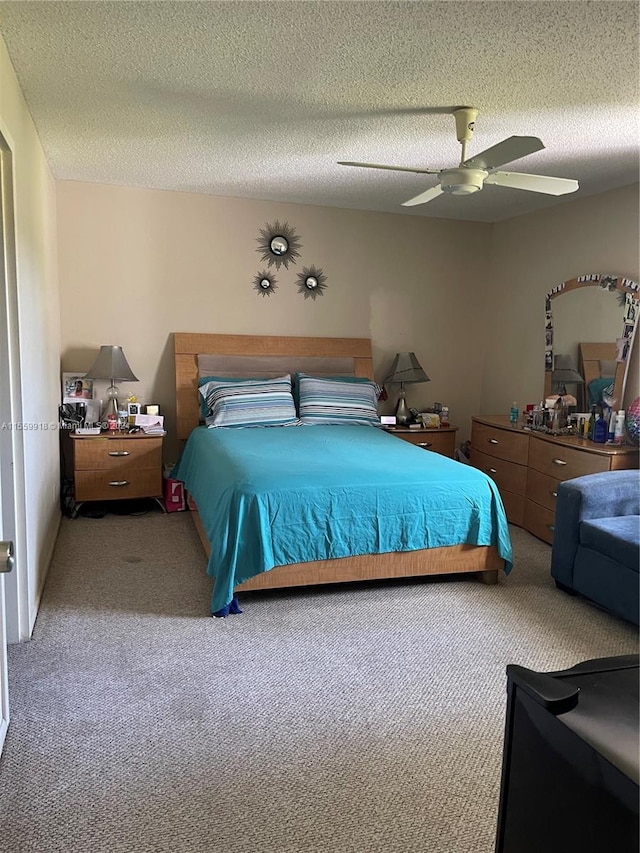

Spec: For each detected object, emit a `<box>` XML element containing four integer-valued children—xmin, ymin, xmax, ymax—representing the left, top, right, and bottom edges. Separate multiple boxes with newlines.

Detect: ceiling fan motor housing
<box><xmin>440</xmin><ymin>168</ymin><xmax>487</xmax><ymax>195</ymax></box>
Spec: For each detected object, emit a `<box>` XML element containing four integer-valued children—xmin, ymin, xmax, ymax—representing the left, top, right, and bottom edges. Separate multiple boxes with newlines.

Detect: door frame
<box><xmin>0</xmin><ymin>122</ymin><xmax>29</xmax><ymax>649</ymax></box>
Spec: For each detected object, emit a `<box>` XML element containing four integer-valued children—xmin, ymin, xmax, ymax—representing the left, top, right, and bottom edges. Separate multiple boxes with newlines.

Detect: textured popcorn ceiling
<box><xmin>0</xmin><ymin>1</ymin><xmax>638</xmax><ymax>222</ymax></box>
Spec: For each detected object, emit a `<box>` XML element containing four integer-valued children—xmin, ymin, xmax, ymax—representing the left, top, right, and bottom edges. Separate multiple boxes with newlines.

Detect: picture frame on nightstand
<box><xmin>127</xmin><ymin>402</ymin><xmax>141</xmax><ymax>425</ymax></box>
<box><xmin>62</xmin><ymin>372</ymin><xmax>93</xmax><ymax>403</ymax></box>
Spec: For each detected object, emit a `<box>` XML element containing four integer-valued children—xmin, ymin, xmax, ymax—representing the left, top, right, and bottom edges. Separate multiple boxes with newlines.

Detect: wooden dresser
<box><xmin>470</xmin><ymin>415</ymin><xmax>639</xmax><ymax>544</ymax></box>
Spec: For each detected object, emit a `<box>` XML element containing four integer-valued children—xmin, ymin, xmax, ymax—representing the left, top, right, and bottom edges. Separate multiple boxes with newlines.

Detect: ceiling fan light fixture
<box><xmin>440</xmin><ymin>168</ymin><xmax>487</xmax><ymax>195</ymax></box>
<box><xmin>339</xmin><ymin>108</ymin><xmax>577</xmax><ymax>208</ymax></box>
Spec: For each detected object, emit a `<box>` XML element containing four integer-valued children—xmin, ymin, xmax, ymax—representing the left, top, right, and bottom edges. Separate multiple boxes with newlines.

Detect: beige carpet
<box><xmin>0</xmin><ymin>511</ymin><xmax>637</xmax><ymax>853</ymax></box>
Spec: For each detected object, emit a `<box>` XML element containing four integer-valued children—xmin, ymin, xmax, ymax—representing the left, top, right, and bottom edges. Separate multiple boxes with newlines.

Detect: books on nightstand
<box><xmin>135</xmin><ymin>413</ymin><xmax>165</xmax><ymax>435</ymax></box>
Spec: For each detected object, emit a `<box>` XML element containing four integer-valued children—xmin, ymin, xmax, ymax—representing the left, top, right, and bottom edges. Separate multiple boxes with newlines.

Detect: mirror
<box><xmin>544</xmin><ymin>274</ymin><xmax>639</xmax><ymax>411</ymax></box>
<box><xmin>270</xmin><ymin>236</ymin><xmax>288</xmax><ymax>256</ymax></box>
<box><xmin>296</xmin><ymin>265</ymin><xmax>328</xmax><ymax>301</ymax></box>
<box><xmin>256</xmin><ymin>220</ymin><xmax>302</xmax><ymax>270</ymax></box>
<box><xmin>252</xmin><ymin>270</ymin><xmax>278</xmax><ymax>298</ymax></box>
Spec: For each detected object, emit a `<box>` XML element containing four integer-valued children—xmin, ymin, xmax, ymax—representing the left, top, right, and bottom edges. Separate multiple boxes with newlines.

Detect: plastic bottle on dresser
<box><xmin>614</xmin><ymin>411</ymin><xmax>626</xmax><ymax>445</ymax></box>
<box><xmin>593</xmin><ymin>414</ymin><xmax>607</xmax><ymax>443</ymax></box>
<box><xmin>607</xmin><ymin>409</ymin><xmax>617</xmax><ymax>443</ymax></box>
<box><xmin>532</xmin><ymin>402</ymin><xmax>543</xmax><ymax>429</ymax></box>
<box><xmin>509</xmin><ymin>401</ymin><xmax>519</xmax><ymax>427</ymax></box>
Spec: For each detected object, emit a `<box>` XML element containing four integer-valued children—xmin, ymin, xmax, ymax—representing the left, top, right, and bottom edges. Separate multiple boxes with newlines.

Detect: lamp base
<box><xmin>100</xmin><ymin>381</ymin><xmax>120</xmax><ymax>423</ymax></box>
<box><xmin>395</xmin><ymin>391</ymin><xmax>411</xmax><ymax>425</ymax></box>
<box><xmin>100</xmin><ymin>396</ymin><xmax>119</xmax><ymax>422</ymax></box>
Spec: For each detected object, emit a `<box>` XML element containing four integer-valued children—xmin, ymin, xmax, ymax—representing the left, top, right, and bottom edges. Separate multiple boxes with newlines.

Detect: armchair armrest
<box><xmin>551</xmin><ymin>470</ymin><xmax>640</xmax><ymax>587</ymax></box>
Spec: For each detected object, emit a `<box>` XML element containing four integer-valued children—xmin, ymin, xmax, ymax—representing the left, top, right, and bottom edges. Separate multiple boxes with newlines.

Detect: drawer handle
<box><xmin>551</xmin><ymin>491</ymin><xmax>558</xmax><ymax>498</ymax></box>
<box><xmin>108</xmin><ymin>480</ymin><xmax>130</xmax><ymax>487</ymax></box>
<box><xmin>489</xmin><ymin>438</ymin><xmax>499</xmax><ymax>445</ymax></box>
<box><xmin>488</xmin><ymin>467</ymin><xmax>498</xmax><ymax>474</ymax></box>
<box><xmin>417</xmin><ymin>442</ymin><xmax>432</xmax><ymax>448</ymax></box>
<box><xmin>552</xmin><ymin>458</ymin><xmax>567</xmax><ymax>466</ymax></box>
<box><xmin>108</xmin><ymin>451</ymin><xmax>130</xmax><ymax>457</ymax></box>
<box><xmin>547</xmin><ymin>524</ymin><xmax>555</xmax><ymax>532</ymax></box>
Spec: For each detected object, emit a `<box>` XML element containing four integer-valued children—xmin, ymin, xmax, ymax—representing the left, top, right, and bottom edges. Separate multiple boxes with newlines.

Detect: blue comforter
<box><xmin>172</xmin><ymin>426</ymin><xmax>513</xmax><ymax>614</ymax></box>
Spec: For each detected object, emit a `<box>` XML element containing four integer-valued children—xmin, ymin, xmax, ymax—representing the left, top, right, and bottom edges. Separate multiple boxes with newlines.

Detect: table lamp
<box><xmin>552</xmin><ymin>354</ymin><xmax>584</xmax><ymax>396</ymax></box>
<box><xmin>385</xmin><ymin>352</ymin><xmax>430</xmax><ymax>425</ymax></box>
<box><xmin>85</xmin><ymin>345</ymin><xmax>139</xmax><ymax>420</ymax></box>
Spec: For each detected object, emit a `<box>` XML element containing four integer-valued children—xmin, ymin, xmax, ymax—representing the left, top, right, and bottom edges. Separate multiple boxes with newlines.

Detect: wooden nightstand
<box><xmin>383</xmin><ymin>425</ymin><xmax>458</xmax><ymax>458</ymax></box>
<box><xmin>70</xmin><ymin>431</ymin><xmax>164</xmax><ymax>517</ymax></box>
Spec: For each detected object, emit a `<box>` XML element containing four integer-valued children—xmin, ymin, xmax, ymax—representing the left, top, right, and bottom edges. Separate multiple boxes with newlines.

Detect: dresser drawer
<box><xmin>470</xmin><ymin>448</ymin><xmax>527</xmax><ymax>496</ymax></box>
<box><xmin>75</xmin><ymin>468</ymin><xmax>162</xmax><ymax>502</ymax></box>
<box><xmin>471</xmin><ymin>421</ymin><xmax>529</xmax><ymax>465</ymax></box>
<box><xmin>391</xmin><ymin>429</ymin><xmax>456</xmax><ymax>457</ymax></box>
<box><xmin>524</xmin><ymin>499</ymin><xmax>555</xmax><ymax>545</ymax></box>
<box><xmin>499</xmin><ymin>490</ymin><xmax>525</xmax><ymax>527</ymax></box>
<box><xmin>74</xmin><ymin>437</ymin><xmax>163</xmax><ymax>471</ymax></box>
<box><xmin>528</xmin><ymin>436</ymin><xmax>610</xmax><ymax>481</ymax></box>
<box><xmin>525</xmin><ymin>468</ymin><xmax>561</xmax><ymax>513</ymax></box>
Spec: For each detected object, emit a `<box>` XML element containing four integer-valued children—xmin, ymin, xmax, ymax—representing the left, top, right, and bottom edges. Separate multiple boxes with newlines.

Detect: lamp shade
<box><xmin>551</xmin><ymin>354</ymin><xmax>584</xmax><ymax>385</ymax></box>
<box><xmin>85</xmin><ymin>346</ymin><xmax>139</xmax><ymax>382</ymax></box>
<box><xmin>385</xmin><ymin>352</ymin><xmax>430</xmax><ymax>385</ymax></box>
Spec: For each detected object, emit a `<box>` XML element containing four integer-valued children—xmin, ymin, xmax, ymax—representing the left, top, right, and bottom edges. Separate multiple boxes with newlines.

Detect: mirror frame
<box><xmin>256</xmin><ymin>220</ymin><xmax>302</xmax><ymax>270</ymax></box>
<box><xmin>544</xmin><ymin>273</ymin><xmax>639</xmax><ymax>408</ymax></box>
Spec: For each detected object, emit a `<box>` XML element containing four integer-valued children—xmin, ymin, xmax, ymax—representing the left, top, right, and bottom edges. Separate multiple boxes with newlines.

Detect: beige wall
<box><xmin>57</xmin><ymin>182</ymin><xmax>492</xmax><ymax>461</ymax></box>
<box><xmin>483</xmin><ymin>184</ymin><xmax>639</xmax><ymax>418</ymax></box>
<box><xmin>57</xmin><ymin>179</ymin><xmax>640</xmax><ymax>463</ymax></box>
<box><xmin>0</xmin><ymin>37</ymin><xmax>61</xmax><ymax>637</ymax></box>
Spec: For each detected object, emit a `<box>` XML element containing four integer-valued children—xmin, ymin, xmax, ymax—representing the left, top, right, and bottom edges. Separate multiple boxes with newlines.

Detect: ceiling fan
<box><xmin>338</xmin><ymin>107</ymin><xmax>579</xmax><ymax>207</ymax></box>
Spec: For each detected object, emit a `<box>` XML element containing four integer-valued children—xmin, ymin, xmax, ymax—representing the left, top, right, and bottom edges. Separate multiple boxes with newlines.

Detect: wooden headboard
<box><xmin>174</xmin><ymin>333</ymin><xmax>375</xmax><ymax>440</ymax></box>
<box><xmin>579</xmin><ymin>341</ymin><xmax>624</xmax><ymax>409</ymax></box>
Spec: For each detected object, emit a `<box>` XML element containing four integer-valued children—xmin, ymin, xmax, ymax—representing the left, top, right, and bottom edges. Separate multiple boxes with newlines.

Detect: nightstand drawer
<box><xmin>471</xmin><ymin>421</ymin><xmax>529</xmax><ymax>465</ymax></box>
<box><xmin>528</xmin><ymin>437</ymin><xmax>609</xmax><ymax>480</ymax></box>
<box><xmin>470</xmin><ymin>448</ymin><xmax>527</xmax><ymax>496</ymax></box>
<box><xmin>75</xmin><ymin>468</ymin><xmax>162</xmax><ymax>502</ymax></box>
<box><xmin>391</xmin><ymin>429</ymin><xmax>456</xmax><ymax>457</ymax></box>
<box><xmin>74</xmin><ymin>437</ymin><xmax>163</xmax><ymax>470</ymax></box>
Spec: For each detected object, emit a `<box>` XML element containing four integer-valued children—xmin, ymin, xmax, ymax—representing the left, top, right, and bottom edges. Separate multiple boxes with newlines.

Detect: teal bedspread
<box><xmin>172</xmin><ymin>426</ymin><xmax>513</xmax><ymax>614</ymax></box>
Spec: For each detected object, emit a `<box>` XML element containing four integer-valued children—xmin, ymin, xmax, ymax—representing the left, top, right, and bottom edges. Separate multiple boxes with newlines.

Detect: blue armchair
<box><xmin>551</xmin><ymin>469</ymin><xmax>640</xmax><ymax>626</ymax></box>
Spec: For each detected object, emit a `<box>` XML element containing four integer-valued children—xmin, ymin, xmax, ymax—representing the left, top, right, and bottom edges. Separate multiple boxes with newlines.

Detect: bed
<box><xmin>173</xmin><ymin>333</ymin><xmax>513</xmax><ymax>615</ymax></box>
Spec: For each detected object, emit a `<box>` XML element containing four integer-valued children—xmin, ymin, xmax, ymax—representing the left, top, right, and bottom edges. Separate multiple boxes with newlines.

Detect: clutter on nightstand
<box><xmin>134</xmin><ymin>413</ymin><xmax>166</xmax><ymax>435</ymax></box>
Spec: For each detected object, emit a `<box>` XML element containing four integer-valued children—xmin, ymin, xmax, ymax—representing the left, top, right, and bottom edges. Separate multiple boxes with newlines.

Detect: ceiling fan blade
<box><xmin>463</xmin><ymin>136</ymin><xmax>545</xmax><ymax>170</ymax></box>
<box><xmin>484</xmin><ymin>171</ymin><xmax>579</xmax><ymax>195</ymax></box>
<box><xmin>338</xmin><ymin>161</ymin><xmax>440</xmax><ymax>175</ymax></box>
<box><xmin>402</xmin><ymin>185</ymin><xmax>444</xmax><ymax>207</ymax></box>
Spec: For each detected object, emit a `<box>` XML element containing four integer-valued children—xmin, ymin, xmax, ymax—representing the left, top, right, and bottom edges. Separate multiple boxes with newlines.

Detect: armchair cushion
<box><xmin>581</xmin><ymin>517</ymin><xmax>640</xmax><ymax>573</ymax></box>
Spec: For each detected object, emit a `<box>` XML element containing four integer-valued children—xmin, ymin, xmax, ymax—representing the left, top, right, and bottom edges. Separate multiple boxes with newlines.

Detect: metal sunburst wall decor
<box><xmin>296</xmin><ymin>265</ymin><xmax>328</xmax><ymax>301</ymax></box>
<box><xmin>252</xmin><ymin>270</ymin><xmax>278</xmax><ymax>297</ymax></box>
<box><xmin>256</xmin><ymin>220</ymin><xmax>302</xmax><ymax>270</ymax></box>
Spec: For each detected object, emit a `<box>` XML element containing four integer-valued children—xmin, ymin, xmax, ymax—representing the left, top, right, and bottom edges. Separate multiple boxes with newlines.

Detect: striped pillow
<box><xmin>200</xmin><ymin>375</ymin><xmax>299</xmax><ymax>428</ymax></box>
<box><xmin>198</xmin><ymin>374</ymin><xmax>266</xmax><ymax>420</ymax></box>
<box><xmin>297</xmin><ymin>374</ymin><xmax>380</xmax><ymax>426</ymax></box>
